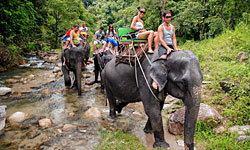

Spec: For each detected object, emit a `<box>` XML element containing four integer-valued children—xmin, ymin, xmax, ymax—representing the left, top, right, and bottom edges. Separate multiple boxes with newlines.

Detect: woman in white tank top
<box><xmin>130</xmin><ymin>7</ymin><xmax>159</xmax><ymax>54</ymax></box>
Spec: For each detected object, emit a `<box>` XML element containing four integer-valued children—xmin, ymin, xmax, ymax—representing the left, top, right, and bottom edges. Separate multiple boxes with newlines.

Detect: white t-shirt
<box><xmin>106</xmin><ymin>30</ymin><xmax>116</xmax><ymax>39</ymax></box>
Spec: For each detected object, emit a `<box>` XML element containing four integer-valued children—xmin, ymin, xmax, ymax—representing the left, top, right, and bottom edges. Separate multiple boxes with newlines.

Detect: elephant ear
<box><xmin>150</xmin><ymin>59</ymin><xmax>168</xmax><ymax>92</ymax></box>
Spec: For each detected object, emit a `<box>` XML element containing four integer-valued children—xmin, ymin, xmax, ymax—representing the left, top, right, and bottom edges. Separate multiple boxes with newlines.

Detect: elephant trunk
<box><xmin>62</xmin><ymin>66</ymin><xmax>71</xmax><ymax>88</ymax></box>
<box><xmin>76</xmin><ymin>61</ymin><xmax>82</xmax><ymax>96</ymax></box>
<box><xmin>184</xmin><ymin>86</ymin><xmax>201</xmax><ymax>150</ymax></box>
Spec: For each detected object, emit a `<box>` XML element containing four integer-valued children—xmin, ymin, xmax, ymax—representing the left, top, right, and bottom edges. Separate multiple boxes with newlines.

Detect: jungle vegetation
<box><xmin>0</xmin><ymin>0</ymin><xmax>249</xmax><ymax>149</ymax></box>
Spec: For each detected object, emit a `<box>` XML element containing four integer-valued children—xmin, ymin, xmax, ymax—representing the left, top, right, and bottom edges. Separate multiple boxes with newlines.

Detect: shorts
<box><xmin>158</xmin><ymin>44</ymin><xmax>174</xmax><ymax>57</ymax></box>
<box><xmin>79</xmin><ymin>36</ymin><xmax>84</xmax><ymax>42</ymax></box>
<box><xmin>107</xmin><ymin>39</ymin><xmax>118</xmax><ymax>47</ymax></box>
<box><xmin>93</xmin><ymin>40</ymin><xmax>106</xmax><ymax>45</ymax></box>
<box><xmin>62</xmin><ymin>36</ymin><xmax>70</xmax><ymax>41</ymax></box>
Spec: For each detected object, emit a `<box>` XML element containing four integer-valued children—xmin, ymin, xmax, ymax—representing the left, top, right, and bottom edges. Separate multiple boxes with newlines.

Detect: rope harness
<box><xmin>116</xmin><ymin>33</ymin><xmax>161</xmax><ymax>102</ymax></box>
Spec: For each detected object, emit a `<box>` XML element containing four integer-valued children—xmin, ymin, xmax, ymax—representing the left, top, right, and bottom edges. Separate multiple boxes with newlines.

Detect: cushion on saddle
<box><xmin>118</xmin><ymin>27</ymin><xmax>147</xmax><ymax>44</ymax></box>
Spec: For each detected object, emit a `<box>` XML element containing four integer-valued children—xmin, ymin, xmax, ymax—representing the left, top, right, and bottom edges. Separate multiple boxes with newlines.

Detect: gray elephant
<box><xmin>61</xmin><ymin>43</ymin><xmax>90</xmax><ymax>96</ymax></box>
<box><xmin>102</xmin><ymin>50</ymin><xmax>203</xmax><ymax>149</ymax></box>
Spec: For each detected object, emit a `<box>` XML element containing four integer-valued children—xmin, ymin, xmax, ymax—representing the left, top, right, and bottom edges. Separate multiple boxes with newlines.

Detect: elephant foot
<box><xmin>71</xmin><ymin>86</ymin><xmax>77</xmax><ymax>90</ymax></box>
<box><xmin>108</xmin><ymin>114</ymin><xmax>116</xmax><ymax>120</ymax></box>
<box><xmin>143</xmin><ymin>127</ymin><xmax>153</xmax><ymax>134</ymax></box>
<box><xmin>185</xmin><ymin>143</ymin><xmax>194</xmax><ymax>150</ymax></box>
<box><xmin>153</xmin><ymin>141</ymin><xmax>170</xmax><ymax>149</ymax></box>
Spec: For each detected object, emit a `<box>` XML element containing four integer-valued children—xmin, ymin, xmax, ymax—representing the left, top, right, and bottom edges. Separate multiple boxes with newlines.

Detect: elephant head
<box><xmin>61</xmin><ymin>46</ymin><xmax>90</xmax><ymax>96</ymax></box>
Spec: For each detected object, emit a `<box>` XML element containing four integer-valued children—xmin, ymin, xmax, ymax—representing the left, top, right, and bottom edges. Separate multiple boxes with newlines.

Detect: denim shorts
<box><xmin>107</xmin><ymin>39</ymin><xmax>118</xmax><ymax>47</ymax></box>
<box><xmin>158</xmin><ymin>44</ymin><xmax>174</xmax><ymax>57</ymax></box>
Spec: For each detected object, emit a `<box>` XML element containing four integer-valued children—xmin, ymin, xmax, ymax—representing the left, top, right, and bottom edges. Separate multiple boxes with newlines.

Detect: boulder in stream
<box><xmin>0</xmin><ymin>87</ymin><xmax>12</xmax><ymax>96</ymax></box>
<box><xmin>168</xmin><ymin>103</ymin><xmax>222</xmax><ymax>135</ymax></box>
<box><xmin>38</xmin><ymin>118</ymin><xmax>52</xmax><ymax>128</ymax></box>
<box><xmin>8</xmin><ymin>112</ymin><xmax>29</xmax><ymax>124</ymax></box>
<box><xmin>0</xmin><ymin>105</ymin><xmax>7</xmax><ymax>130</ymax></box>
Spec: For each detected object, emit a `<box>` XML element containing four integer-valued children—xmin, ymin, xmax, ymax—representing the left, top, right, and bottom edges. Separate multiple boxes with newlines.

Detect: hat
<box><xmin>82</xmin><ymin>24</ymin><xmax>86</xmax><ymax>27</ymax></box>
<box><xmin>0</xmin><ymin>105</ymin><xmax>7</xmax><ymax>131</ymax></box>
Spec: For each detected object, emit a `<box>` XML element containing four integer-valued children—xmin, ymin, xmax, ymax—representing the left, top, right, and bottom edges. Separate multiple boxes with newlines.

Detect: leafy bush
<box><xmin>180</xmin><ymin>23</ymin><xmax>250</xmax><ymax>125</ymax></box>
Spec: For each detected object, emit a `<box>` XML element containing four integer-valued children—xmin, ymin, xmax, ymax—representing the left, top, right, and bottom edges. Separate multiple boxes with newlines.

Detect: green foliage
<box><xmin>180</xmin><ymin>22</ymin><xmax>250</xmax><ymax>125</ymax></box>
<box><xmin>195</xmin><ymin>120</ymin><xmax>250</xmax><ymax>150</ymax></box>
<box><xmin>95</xmin><ymin>129</ymin><xmax>145</xmax><ymax>150</ymax></box>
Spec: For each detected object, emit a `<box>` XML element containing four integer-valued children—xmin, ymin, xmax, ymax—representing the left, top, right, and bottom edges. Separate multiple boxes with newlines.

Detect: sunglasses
<box><xmin>165</xmin><ymin>16</ymin><xmax>171</xmax><ymax>18</ymax></box>
<box><xmin>140</xmin><ymin>10</ymin><xmax>146</xmax><ymax>14</ymax></box>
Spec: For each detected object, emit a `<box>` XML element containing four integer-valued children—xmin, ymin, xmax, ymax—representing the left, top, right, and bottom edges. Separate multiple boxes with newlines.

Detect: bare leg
<box><xmin>63</xmin><ymin>57</ymin><xmax>66</xmax><ymax>66</ymax></box>
<box><xmin>137</xmin><ymin>31</ymin><xmax>154</xmax><ymax>53</ymax></box>
<box><xmin>154</xmin><ymin>32</ymin><xmax>159</xmax><ymax>51</ymax></box>
<box><xmin>107</xmin><ymin>42</ymin><xmax>111</xmax><ymax>48</ymax></box>
<box><xmin>101</xmin><ymin>42</ymin><xmax>107</xmax><ymax>52</ymax></box>
<box><xmin>93</xmin><ymin>44</ymin><xmax>97</xmax><ymax>54</ymax></box>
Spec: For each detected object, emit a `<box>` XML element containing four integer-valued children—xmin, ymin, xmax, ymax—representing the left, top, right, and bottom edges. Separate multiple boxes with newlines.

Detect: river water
<box><xmin>0</xmin><ymin>55</ymin><xmax>184</xmax><ymax>150</ymax></box>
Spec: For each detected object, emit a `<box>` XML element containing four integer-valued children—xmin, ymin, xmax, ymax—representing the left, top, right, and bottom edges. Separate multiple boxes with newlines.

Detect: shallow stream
<box><xmin>0</xmin><ymin>55</ymin><xmax>184</xmax><ymax>150</ymax></box>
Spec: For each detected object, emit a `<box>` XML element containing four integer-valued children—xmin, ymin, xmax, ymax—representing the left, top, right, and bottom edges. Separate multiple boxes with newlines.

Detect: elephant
<box><xmin>101</xmin><ymin>50</ymin><xmax>203</xmax><ymax>150</ymax></box>
<box><xmin>61</xmin><ymin>42</ymin><xmax>90</xmax><ymax>96</ymax></box>
<box><xmin>93</xmin><ymin>49</ymin><xmax>115</xmax><ymax>83</ymax></box>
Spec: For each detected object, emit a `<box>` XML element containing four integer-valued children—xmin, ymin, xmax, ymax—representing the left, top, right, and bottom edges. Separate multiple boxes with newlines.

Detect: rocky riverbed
<box><xmin>1</xmin><ymin>50</ymin><xmax>242</xmax><ymax>150</ymax></box>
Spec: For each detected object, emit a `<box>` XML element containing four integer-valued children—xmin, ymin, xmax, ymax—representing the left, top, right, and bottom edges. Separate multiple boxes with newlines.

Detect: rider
<box><xmin>93</xmin><ymin>26</ymin><xmax>107</xmax><ymax>55</ymax></box>
<box><xmin>152</xmin><ymin>10</ymin><xmax>181</xmax><ymax>89</ymax></box>
<box><xmin>79</xmin><ymin>23</ymin><xmax>88</xmax><ymax>42</ymax></box>
<box><xmin>130</xmin><ymin>7</ymin><xmax>158</xmax><ymax>54</ymax></box>
<box><xmin>61</xmin><ymin>28</ymin><xmax>72</xmax><ymax>49</ymax></box>
<box><xmin>158</xmin><ymin>10</ymin><xmax>180</xmax><ymax>58</ymax></box>
<box><xmin>70</xmin><ymin>24</ymin><xmax>83</xmax><ymax>48</ymax></box>
<box><xmin>106</xmin><ymin>24</ymin><xmax>118</xmax><ymax>53</ymax></box>
<box><xmin>62</xmin><ymin>24</ymin><xmax>83</xmax><ymax>66</ymax></box>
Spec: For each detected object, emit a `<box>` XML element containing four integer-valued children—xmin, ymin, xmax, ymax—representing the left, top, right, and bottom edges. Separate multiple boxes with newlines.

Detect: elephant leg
<box><xmin>144</xmin><ymin>99</ymin><xmax>164</xmax><ymax>134</ymax></box>
<box><xmin>116</xmin><ymin>102</ymin><xmax>128</xmax><ymax>113</ymax></box>
<box><xmin>62</xmin><ymin>66</ymin><xmax>71</xmax><ymax>88</ymax></box>
<box><xmin>72</xmin><ymin>71</ymin><xmax>77</xmax><ymax>90</ymax></box>
<box><xmin>183</xmin><ymin>87</ymin><xmax>201</xmax><ymax>150</ymax></box>
<box><xmin>106</xmin><ymin>87</ymin><xmax>116</xmax><ymax>118</ymax></box>
<box><xmin>144</xmin><ymin>118</ymin><xmax>153</xmax><ymax>133</ymax></box>
<box><xmin>141</xmin><ymin>92</ymin><xmax>169</xmax><ymax>149</ymax></box>
<box><xmin>94</xmin><ymin>55</ymin><xmax>100</xmax><ymax>83</ymax></box>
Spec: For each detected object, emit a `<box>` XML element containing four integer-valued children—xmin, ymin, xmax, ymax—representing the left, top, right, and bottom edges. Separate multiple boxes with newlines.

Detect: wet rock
<box><xmin>13</xmin><ymin>76</ymin><xmax>22</xmax><ymax>79</ymax></box>
<box><xmin>53</xmin><ymin>90</ymin><xmax>62</xmax><ymax>95</ymax></box>
<box><xmin>62</xmin><ymin>124</ymin><xmax>77</xmax><ymax>131</ymax></box>
<box><xmin>214</xmin><ymin>125</ymin><xmax>225</xmax><ymax>133</ymax></box>
<box><xmin>56</xmin><ymin>72</ymin><xmax>63</xmax><ymax>78</ymax></box>
<box><xmin>131</xmin><ymin>111</ymin><xmax>144</xmax><ymax>120</ymax></box>
<box><xmin>53</xmin><ymin>67</ymin><xmax>61</xmax><ymax>73</ymax></box>
<box><xmin>30</xmin><ymin>62</ymin><xmax>38</xmax><ymax>66</ymax></box>
<box><xmin>82</xmin><ymin>86</ymin><xmax>91</xmax><ymax>92</ymax></box>
<box><xmin>11</xmin><ymin>91</ymin><xmax>22</xmax><ymax>98</ymax></box>
<box><xmin>69</xmin><ymin>112</ymin><xmax>75</xmax><ymax>117</ymax></box>
<box><xmin>27</xmin><ymin>74</ymin><xmax>35</xmax><ymax>80</ymax></box>
<box><xmin>42</xmin><ymin>89</ymin><xmax>51</xmax><ymax>95</ymax></box>
<box><xmin>84</xmin><ymin>107</ymin><xmax>102</xmax><ymax>120</ymax></box>
<box><xmin>236</xmin><ymin>136</ymin><xmax>250</xmax><ymax>142</ymax></box>
<box><xmin>228</xmin><ymin>125</ymin><xmax>250</xmax><ymax>135</ymax></box>
<box><xmin>56</xmin><ymin>129</ymin><xmax>63</xmax><ymax>136</ymax></box>
<box><xmin>30</xmin><ymin>85</ymin><xmax>42</xmax><ymax>89</ymax></box>
<box><xmin>8</xmin><ymin>112</ymin><xmax>29</xmax><ymax>124</ymax></box>
<box><xmin>0</xmin><ymin>87</ymin><xmax>12</xmax><ymax>96</ymax></box>
<box><xmin>5</xmin><ymin>79</ymin><xmax>18</xmax><ymax>84</ymax></box>
<box><xmin>168</xmin><ymin>103</ymin><xmax>222</xmax><ymax>135</ymax></box>
<box><xmin>26</xmin><ymin>126</ymin><xmax>40</xmax><ymax>139</ymax></box>
<box><xmin>237</xmin><ymin>52</ymin><xmax>248</xmax><ymax>62</ymax></box>
<box><xmin>0</xmin><ymin>105</ymin><xmax>7</xmax><ymax>130</ymax></box>
<box><xmin>48</xmin><ymin>74</ymin><xmax>56</xmax><ymax>78</ymax></box>
<box><xmin>45</xmin><ymin>79</ymin><xmax>55</xmax><ymax>84</ymax></box>
<box><xmin>38</xmin><ymin>118</ymin><xmax>52</xmax><ymax>128</ymax></box>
